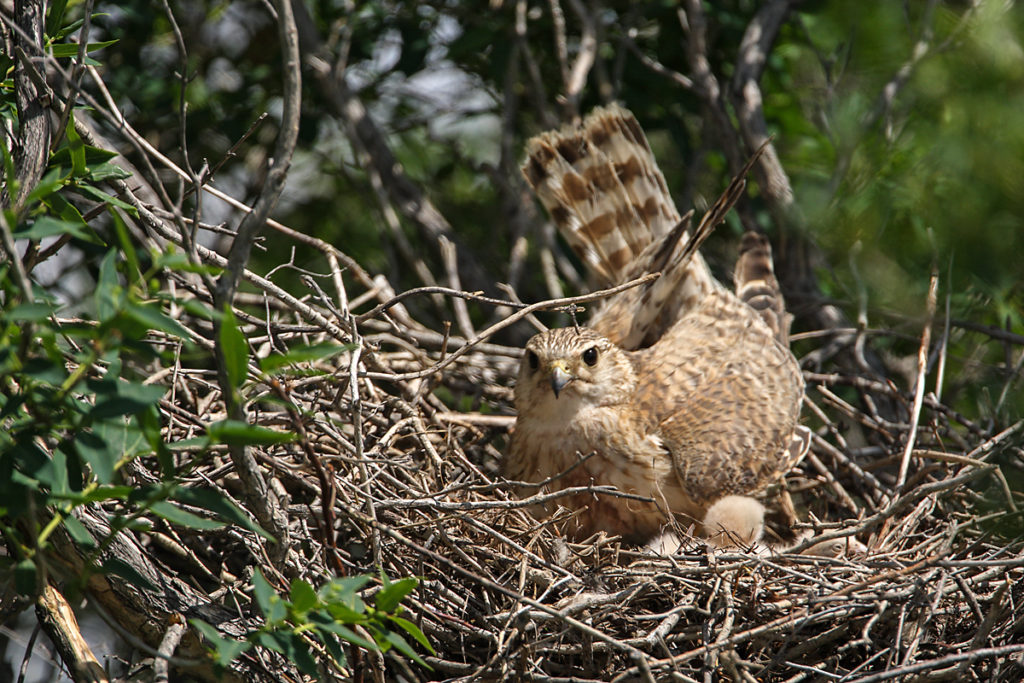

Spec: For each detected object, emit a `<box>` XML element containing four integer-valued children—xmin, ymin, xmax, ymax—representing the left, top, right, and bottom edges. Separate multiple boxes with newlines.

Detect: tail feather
<box><xmin>522</xmin><ymin>105</ymin><xmax>717</xmax><ymax>349</ymax></box>
<box><xmin>734</xmin><ymin>231</ymin><xmax>792</xmax><ymax>345</ymax></box>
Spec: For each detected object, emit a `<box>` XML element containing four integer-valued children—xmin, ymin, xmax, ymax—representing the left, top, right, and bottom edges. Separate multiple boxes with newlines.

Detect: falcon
<box><xmin>505</xmin><ymin>105</ymin><xmax>810</xmax><ymax>545</ymax></box>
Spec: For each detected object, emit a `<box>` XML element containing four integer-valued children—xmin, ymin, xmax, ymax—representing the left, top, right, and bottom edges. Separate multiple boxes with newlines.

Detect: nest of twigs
<box><xmin>92</xmin><ymin>217</ymin><xmax>1023</xmax><ymax>683</ymax></box>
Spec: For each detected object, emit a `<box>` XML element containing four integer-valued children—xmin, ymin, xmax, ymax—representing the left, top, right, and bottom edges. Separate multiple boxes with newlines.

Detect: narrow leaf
<box><xmin>311</xmin><ymin>615</ymin><xmax>376</xmax><ymax>651</ymax></box>
<box><xmin>260</xmin><ymin>343</ymin><xmax>357</xmax><ymax>373</ymax></box>
<box><xmin>190</xmin><ymin>619</ymin><xmax>252</xmax><ymax>668</ymax></box>
<box><xmin>172</xmin><ymin>486</ymin><xmax>275</xmax><ymax>541</ymax></box>
<box><xmin>62</xmin><ymin>514</ymin><xmax>97</xmax><ymax>550</ymax></box>
<box><xmin>252</xmin><ymin>569</ymin><xmax>286</xmax><ymax>622</ymax></box>
<box><xmin>49</xmin><ymin>40</ymin><xmax>118</xmax><ymax>58</ymax></box>
<box><xmin>96</xmin><ymin>249</ymin><xmax>119</xmax><ymax>322</ymax></box>
<box><xmin>16</xmin><ymin>216</ymin><xmax>90</xmax><ymax>241</ymax></box>
<box><xmin>150</xmin><ymin>501</ymin><xmax>224</xmax><ymax>530</ymax></box>
<box><xmin>124</xmin><ymin>302</ymin><xmax>192</xmax><ymax>343</ymax></box>
<box><xmin>388</xmin><ymin>615</ymin><xmax>434</xmax><ymax>654</ymax></box>
<box><xmin>218</xmin><ymin>307</ymin><xmax>248</xmax><ymax>390</ymax></box>
<box><xmin>71</xmin><ymin>183</ymin><xmax>137</xmax><ymax>214</ymax></box>
<box><xmin>7</xmin><ymin>303</ymin><xmax>57</xmax><ymax>322</ymax></box>
<box><xmin>101</xmin><ymin>556</ymin><xmax>157</xmax><ymax>593</ymax></box>
<box><xmin>381</xmin><ymin>629</ymin><xmax>429</xmax><ymax>668</ymax></box>
<box><xmin>65</xmin><ymin>113</ymin><xmax>86</xmax><ymax>177</ymax></box>
<box><xmin>206</xmin><ymin>420</ymin><xmax>294</xmax><ymax>447</ymax></box>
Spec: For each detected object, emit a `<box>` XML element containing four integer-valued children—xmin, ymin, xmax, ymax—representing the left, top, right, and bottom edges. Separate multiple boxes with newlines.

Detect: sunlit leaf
<box><xmin>49</xmin><ymin>39</ymin><xmax>118</xmax><ymax>58</ymax></box>
<box><xmin>206</xmin><ymin>420</ymin><xmax>294</xmax><ymax>447</ymax></box>
<box><xmin>374</xmin><ymin>576</ymin><xmax>418</xmax><ymax>613</ymax></box>
<box><xmin>260</xmin><ymin>343</ymin><xmax>357</xmax><ymax>373</ymax></box>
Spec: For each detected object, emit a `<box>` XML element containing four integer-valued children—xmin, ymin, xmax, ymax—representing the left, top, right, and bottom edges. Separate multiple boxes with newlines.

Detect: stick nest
<box><xmin>121</xmin><ymin>243</ymin><xmax>1024</xmax><ymax>682</ymax></box>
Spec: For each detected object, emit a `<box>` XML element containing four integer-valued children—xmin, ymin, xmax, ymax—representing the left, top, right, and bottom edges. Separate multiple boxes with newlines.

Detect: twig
<box><xmin>153</xmin><ymin>615</ymin><xmax>188</xmax><ymax>683</ymax></box>
<box><xmin>896</xmin><ymin>267</ymin><xmax>939</xmax><ymax>490</ymax></box>
<box><xmin>363</xmin><ymin>272</ymin><xmax>659</xmax><ymax>382</ymax></box>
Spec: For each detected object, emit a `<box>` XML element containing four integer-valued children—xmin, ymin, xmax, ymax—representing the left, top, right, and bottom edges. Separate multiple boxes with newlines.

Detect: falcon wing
<box><xmin>631</xmin><ymin>291</ymin><xmax>806</xmax><ymax>507</ymax></box>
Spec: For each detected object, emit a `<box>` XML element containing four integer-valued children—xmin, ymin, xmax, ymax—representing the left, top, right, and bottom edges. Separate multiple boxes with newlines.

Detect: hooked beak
<box><xmin>549</xmin><ymin>361</ymin><xmax>573</xmax><ymax>398</ymax></box>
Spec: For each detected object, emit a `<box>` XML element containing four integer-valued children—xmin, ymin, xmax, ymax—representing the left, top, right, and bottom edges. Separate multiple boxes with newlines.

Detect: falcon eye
<box><xmin>527</xmin><ymin>351</ymin><xmax>539</xmax><ymax>370</ymax></box>
<box><xmin>582</xmin><ymin>347</ymin><xmax>598</xmax><ymax>366</ymax></box>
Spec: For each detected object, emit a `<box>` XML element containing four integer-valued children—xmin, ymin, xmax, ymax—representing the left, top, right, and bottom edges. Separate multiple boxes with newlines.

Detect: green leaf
<box><xmin>319</xmin><ymin>576</ymin><xmax>370</xmax><ymax>613</ymax></box>
<box><xmin>110</xmin><ymin>209</ymin><xmax>141</xmax><ymax>286</ymax></box>
<box><xmin>35</xmin><ymin>446</ymin><xmax>70</xmax><ymax>495</ymax></box>
<box><xmin>85</xmin><ymin>162</ymin><xmax>132</xmax><ymax>182</ymax></box>
<box><xmin>96</xmin><ymin>249</ymin><xmax>119</xmax><ymax>322</ymax></box>
<box><xmin>324</xmin><ymin>601</ymin><xmax>369</xmax><ymax>625</ymax></box>
<box><xmin>45</xmin><ymin>0</ymin><xmax>70</xmax><ymax>36</ymax></box>
<box><xmin>101</xmin><ymin>556</ymin><xmax>157</xmax><ymax>593</ymax></box>
<box><xmin>89</xmin><ymin>380</ymin><xmax>167</xmax><ymax>419</ymax></box>
<box><xmin>52</xmin><ymin>484</ymin><xmax>134</xmax><ymax>505</ymax></box>
<box><xmin>310</xmin><ymin>614</ymin><xmax>375</xmax><ymax>650</ymax></box>
<box><xmin>388</xmin><ymin>615</ymin><xmax>434</xmax><ymax>655</ymax></box>
<box><xmin>319</xmin><ymin>630</ymin><xmax>348</xmax><ymax>668</ymax></box>
<box><xmin>150</xmin><ymin>501</ymin><xmax>224</xmax><ymax>530</ymax></box>
<box><xmin>16</xmin><ymin>216</ymin><xmax>91</xmax><ymax>242</ymax></box>
<box><xmin>22</xmin><ymin>357</ymin><xmax>66</xmax><ymax>385</ymax></box>
<box><xmin>255</xmin><ymin>631</ymin><xmax>286</xmax><ymax>654</ymax></box>
<box><xmin>153</xmin><ymin>251</ymin><xmax>221</xmax><ymax>276</ymax></box>
<box><xmin>172</xmin><ymin>486</ymin><xmax>275</xmax><ymax>541</ymax></box>
<box><xmin>181</xmin><ymin>297</ymin><xmax>216</xmax><ymax>319</ymax></box>
<box><xmin>65</xmin><ymin>113</ymin><xmax>86</xmax><ymax>178</ymax></box>
<box><xmin>24</xmin><ymin>168</ymin><xmax>65</xmax><ymax>207</ymax></box>
<box><xmin>124</xmin><ymin>302</ymin><xmax>192</xmax><ymax>343</ymax></box>
<box><xmin>10</xmin><ymin>442</ymin><xmax>51</xmax><ymax>491</ymax></box>
<box><xmin>289</xmin><ymin>579</ymin><xmax>319</xmax><ymax>615</ymax></box>
<box><xmin>219</xmin><ymin>307</ymin><xmax>248</xmax><ymax>390</ymax></box>
<box><xmin>15</xmin><ymin>558</ymin><xmax>37</xmax><ymax>595</ymax></box>
<box><xmin>190</xmin><ymin>619</ymin><xmax>252</xmax><ymax>668</ymax></box>
<box><xmin>75</xmin><ymin>430</ymin><xmax>116</xmax><ymax>484</ymax></box>
<box><xmin>374</xmin><ymin>576</ymin><xmax>418</xmax><ymax>613</ymax></box>
<box><xmin>206</xmin><ymin>420</ymin><xmax>294</xmax><ymax>447</ymax></box>
<box><xmin>49</xmin><ymin>40</ymin><xmax>118</xmax><ymax>58</ymax></box>
<box><xmin>62</xmin><ymin>514</ymin><xmax>97</xmax><ymax>550</ymax></box>
<box><xmin>252</xmin><ymin>569</ymin><xmax>287</xmax><ymax>622</ymax></box>
<box><xmin>71</xmin><ymin>182</ymin><xmax>136</xmax><ymax>214</ymax></box>
<box><xmin>6</xmin><ymin>303</ymin><xmax>57</xmax><ymax>322</ymax></box>
<box><xmin>285</xmin><ymin>632</ymin><xmax>318</xmax><ymax>677</ymax></box>
<box><xmin>41</xmin><ymin>193</ymin><xmax>101</xmax><ymax>246</ymax></box>
<box><xmin>380</xmin><ymin>629</ymin><xmax>429</xmax><ymax>668</ymax></box>
<box><xmin>49</xmin><ymin>143</ymin><xmax>118</xmax><ymax>168</ymax></box>
<box><xmin>259</xmin><ymin>343</ymin><xmax>357</xmax><ymax>373</ymax></box>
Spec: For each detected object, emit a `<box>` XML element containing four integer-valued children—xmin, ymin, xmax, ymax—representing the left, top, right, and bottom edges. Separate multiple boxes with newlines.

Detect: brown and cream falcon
<box><xmin>505</xmin><ymin>105</ymin><xmax>810</xmax><ymax>546</ymax></box>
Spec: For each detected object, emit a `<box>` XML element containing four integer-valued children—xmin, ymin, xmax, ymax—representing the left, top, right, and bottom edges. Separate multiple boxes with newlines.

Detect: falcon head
<box><xmin>514</xmin><ymin>327</ymin><xmax>636</xmax><ymax>413</ymax></box>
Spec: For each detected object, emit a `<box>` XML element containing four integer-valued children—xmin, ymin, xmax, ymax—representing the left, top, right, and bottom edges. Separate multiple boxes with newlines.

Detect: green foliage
<box><xmin>1</xmin><ymin>4</ymin><xmax>428</xmax><ymax>677</ymax></box>
<box><xmin>192</xmin><ymin>570</ymin><xmax>433</xmax><ymax>675</ymax></box>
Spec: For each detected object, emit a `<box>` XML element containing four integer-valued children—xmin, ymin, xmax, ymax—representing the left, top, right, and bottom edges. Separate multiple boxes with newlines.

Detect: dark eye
<box><xmin>582</xmin><ymin>347</ymin><xmax>598</xmax><ymax>366</ymax></box>
<box><xmin>527</xmin><ymin>351</ymin><xmax>539</xmax><ymax>370</ymax></box>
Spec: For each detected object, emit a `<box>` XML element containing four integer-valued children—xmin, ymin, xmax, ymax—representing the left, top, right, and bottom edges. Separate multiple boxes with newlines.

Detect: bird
<box><xmin>505</xmin><ymin>105</ymin><xmax>810</xmax><ymax>546</ymax></box>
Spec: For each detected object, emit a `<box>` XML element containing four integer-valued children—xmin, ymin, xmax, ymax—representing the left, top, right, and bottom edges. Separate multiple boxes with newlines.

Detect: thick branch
<box><xmin>210</xmin><ymin>0</ymin><xmax>302</xmax><ymax>552</ymax></box>
<box><xmin>36</xmin><ymin>585</ymin><xmax>107</xmax><ymax>683</ymax></box>
<box><xmin>11</xmin><ymin>0</ymin><xmax>51</xmax><ymax>211</ymax></box>
<box><xmin>730</xmin><ymin>0</ymin><xmax>796</xmax><ymax>209</ymax></box>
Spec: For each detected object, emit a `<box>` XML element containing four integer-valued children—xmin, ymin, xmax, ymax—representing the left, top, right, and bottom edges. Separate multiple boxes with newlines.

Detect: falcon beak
<box><xmin>549</xmin><ymin>361</ymin><xmax>573</xmax><ymax>398</ymax></box>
